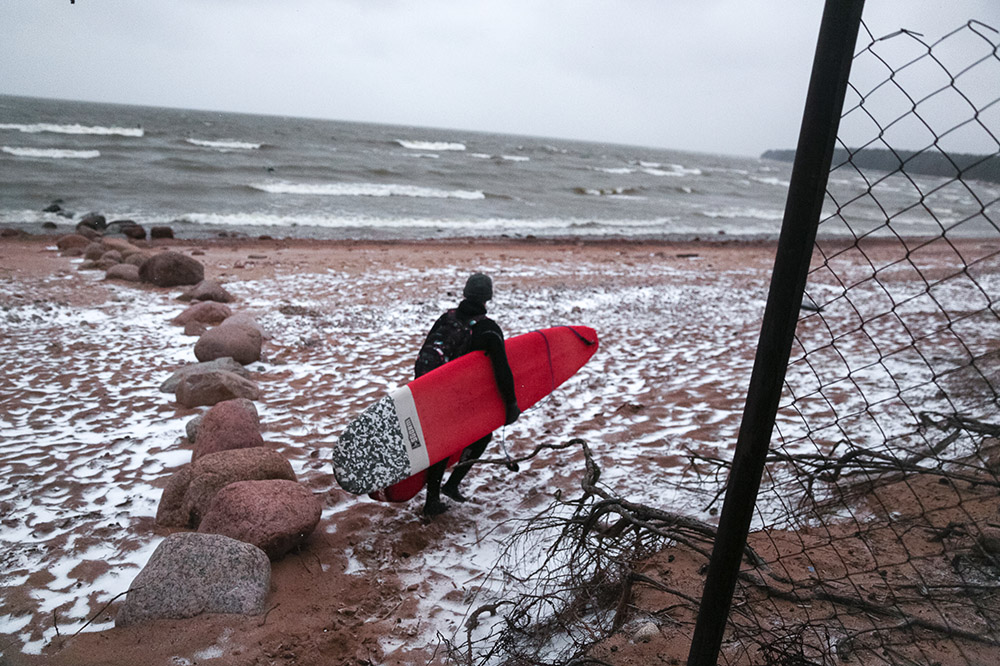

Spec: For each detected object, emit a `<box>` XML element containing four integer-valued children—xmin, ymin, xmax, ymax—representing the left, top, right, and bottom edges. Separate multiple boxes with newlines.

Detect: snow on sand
<box><xmin>6</xmin><ymin>236</ymin><xmax>985</xmax><ymax>664</ymax></box>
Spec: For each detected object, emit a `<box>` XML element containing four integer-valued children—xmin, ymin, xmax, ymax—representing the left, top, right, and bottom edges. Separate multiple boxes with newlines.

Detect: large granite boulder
<box><xmin>172</xmin><ymin>301</ymin><xmax>233</xmax><ymax>326</ymax></box>
<box><xmin>107</xmin><ymin>220</ymin><xmax>146</xmax><ymax>240</ymax></box>
<box><xmin>105</xmin><ymin>264</ymin><xmax>141</xmax><ymax>282</ymax></box>
<box><xmin>99</xmin><ymin>249</ymin><xmax>123</xmax><ymax>264</ymax></box>
<box><xmin>77</xmin><ymin>213</ymin><xmax>107</xmax><ymax>232</ymax></box>
<box><xmin>193</xmin><ymin>398</ymin><xmax>264</xmax><ymax>460</ymax></box>
<box><xmin>194</xmin><ymin>316</ymin><xmax>262</xmax><ymax>365</ymax></box>
<box><xmin>139</xmin><ymin>251</ymin><xmax>204</xmax><ymax>287</ymax></box>
<box><xmin>124</xmin><ymin>252</ymin><xmax>150</xmax><ymax>268</ymax></box>
<box><xmin>155</xmin><ymin>447</ymin><xmax>296</xmax><ymax>528</ymax></box>
<box><xmin>159</xmin><ymin>357</ymin><xmax>249</xmax><ymax>393</ymax></box>
<box><xmin>174</xmin><ymin>369</ymin><xmax>259</xmax><ymax>408</ymax></box>
<box><xmin>84</xmin><ymin>242</ymin><xmax>106</xmax><ymax>261</ymax></box>
<box><xmin>56</xmin><ymin>234</ymin><xmax>91</xmax><ymax>252</ymax></box>
<box><xmin>179</xmin><ymin>280</ymin><xmax>235</xmax><ymax>304</ymax></box>
<box><xmin>75</xmin><ymin>225</ymin><xmax>102</xmax><ymax>241</ymax></box>
<box><xmin>150</xmin><ymin>226</ymin><xmax>174</xmax><ymax>239</ymax></box>
<box><xmin>101</xmin><ymin>237</ymin><xmax>137</xmax><ymax>254</ymax></box>
<box><xmin>199</xmin><ymin>480</ymin><xmax>323</xmax><ymax>560</ymax></box>
<box><xmin>115</xmin><ymin>532</ymin><xmax>270</xmax><ymax>627</ymax></box>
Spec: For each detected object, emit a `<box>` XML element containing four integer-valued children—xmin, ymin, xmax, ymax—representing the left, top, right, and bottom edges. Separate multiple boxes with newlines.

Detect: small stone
<box><xmin>979</xmin><ymin>527</ymin><xmax>1000</xmax><ymax>554</ymax></box>
<box><xmin>632</xmin><ymin>621</ymin><xmax>660</xmax><ymax>644</ymax></box>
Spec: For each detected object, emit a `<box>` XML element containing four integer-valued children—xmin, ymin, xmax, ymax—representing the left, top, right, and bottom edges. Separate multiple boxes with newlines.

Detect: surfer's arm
<box><xmin>472</xmin><ymin>322</ymin><xmax>520</xmax><ymax>424</ymax></box>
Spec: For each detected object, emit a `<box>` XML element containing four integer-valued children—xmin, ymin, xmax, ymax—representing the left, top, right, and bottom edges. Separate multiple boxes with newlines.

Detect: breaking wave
<box><xmin>594</xmin><ymin>162</ymin><xmax>703</xmax><ymax>177</ymax></box>
<box><xmin>250</xmin><ymin>181</ymin><xmax>485</xmax><ymax>200</ymax></box>
<box><xmin>396</xmin><ymin>139</ymin><xmax>466</xmax><ymax>151</ymax></box>
<box><xmin>573</xmin><ymin>186</ymin><xmax>644</xmax><ymax>197</ymax></box>
<box><xmin>699</xmin><ymin>207</ymin><xmax>784</xmax><ymax>221</ymax></box>
<box><xmin>2</xmin><ymin>146</ymin><xmax>100</xmax><ymax>159</ymax></box>
<box><xmin>186</xmin><ymin>138</ymin><xmax>261</xmax><ymax>151</ymax></box>
<box><xmin>0</xmin><ymin>122</ymin><xmax>143</xmax><ymax>137</ymax></box>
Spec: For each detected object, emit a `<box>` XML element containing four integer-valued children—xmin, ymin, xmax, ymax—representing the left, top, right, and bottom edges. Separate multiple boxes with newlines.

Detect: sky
<box><xmin>1</xmin><ymin>1</ymin><xmax>998</xmax><ymax>156</ymax></box>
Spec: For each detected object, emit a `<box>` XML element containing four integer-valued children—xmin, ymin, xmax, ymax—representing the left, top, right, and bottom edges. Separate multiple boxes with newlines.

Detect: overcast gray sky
<box><xmin>2</xmin><ymin>1</ymin><xmax>997</xmax><ymax>156</ymax></box>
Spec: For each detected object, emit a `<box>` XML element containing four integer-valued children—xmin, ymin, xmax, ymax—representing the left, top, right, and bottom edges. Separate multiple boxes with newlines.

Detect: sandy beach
<box><xmin>1</xmin><ymin>232</ymin><xmax>998</xmax><ymax>665</ymax></box>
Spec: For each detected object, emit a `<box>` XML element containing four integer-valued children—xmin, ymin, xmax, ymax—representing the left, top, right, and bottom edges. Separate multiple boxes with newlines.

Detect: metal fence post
<box><xmin>685</xmin><ymin>1</ymin><xmax>865</xmax><ymax>664</ymax></box>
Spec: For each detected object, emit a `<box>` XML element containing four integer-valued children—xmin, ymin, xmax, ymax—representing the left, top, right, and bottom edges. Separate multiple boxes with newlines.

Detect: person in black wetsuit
<box><xmin>415</xmin><ymin>273</ymin><xmax>520</xmax><ymax>516</ymax></box>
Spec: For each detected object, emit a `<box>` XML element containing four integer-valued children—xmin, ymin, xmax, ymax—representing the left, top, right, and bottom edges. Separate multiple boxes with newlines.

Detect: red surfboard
<box><xmin>331</xmin><ymin>326</ymin><xmax>599</xmax><ymax>499</ymax></box>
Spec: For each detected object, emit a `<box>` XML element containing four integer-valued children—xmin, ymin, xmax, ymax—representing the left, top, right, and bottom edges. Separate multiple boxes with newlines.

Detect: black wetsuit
<box><xmin>417</xmin><ymin>299</ymin><xmax>518</xmax><ymax>510</ymax></box>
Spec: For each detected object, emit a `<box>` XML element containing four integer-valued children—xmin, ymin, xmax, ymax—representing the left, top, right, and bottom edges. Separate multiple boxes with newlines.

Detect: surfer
<box><xmin>416</xmin><ymin>273</ymin><xmax>521</xmax><ymax>516</ymax></box>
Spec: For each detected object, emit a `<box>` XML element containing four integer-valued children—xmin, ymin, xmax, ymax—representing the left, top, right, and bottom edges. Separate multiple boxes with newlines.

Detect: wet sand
<box><xmin>1</xmin><ymin>233</ymin><xmax>997</xmax><ymax>665</ymax></box>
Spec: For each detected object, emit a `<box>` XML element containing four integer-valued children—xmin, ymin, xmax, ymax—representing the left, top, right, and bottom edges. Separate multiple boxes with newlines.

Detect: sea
<box><xmin>1</xmin><ymin>95</ymin><xmax>996</xmax><ymax>241</ymax></box>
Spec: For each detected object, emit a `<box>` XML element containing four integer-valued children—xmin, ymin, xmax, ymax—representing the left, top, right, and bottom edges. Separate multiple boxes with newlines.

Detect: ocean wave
<box><xmin>751</xmin><ymin>176</ymin><xmax>790</xmax><ymax>188</ymax></box>
<box><xmin>0</xmin><ymin>122</ymin><xmax>143</xmax><ymax>137</ymax></box>
<box><xmin>699</xmin><ymin>207</ymin><xmax>784</xmax><ymax>221</ymax></box>
<box><xmin>595</xmin><ymin>163</ymin><xmax>702</xmax><ymax>177</ymax></box>
<box><xmin>250</xmin><ymin>181</ymin><xmax>485</xmax><ymax>200</ymax></box>
<box><xmin>186</xmin><ymin>138</ymin><xmax>261</xmax><ymax>151</ymax></box>
<box><xmin>642</xmin><ymin>163</ymin><xmax>703</xmax><ymax>177</ymax></box>
<box><xmin>396</xmin><ymin>139</ymin><xmax>466</xmax><ymax>151</ymax></box>
<box><xmin>573</xmin><ymin>186</ymin><xmax>644</xmax><ymax>197</ymax></box>
<box><xmin>466</xmin><ymin>153</ymin><xmax>529</xmax><ymax>162</ymax></box>
<box><xmin>160</xmin><ymin>212</ymin><xmax>684</xmax><ymax>235</ymax></box>
<box><xmin>2</xmin><ymin>146</ymin><xmax>100</xmax><ymax>159</ymax></box>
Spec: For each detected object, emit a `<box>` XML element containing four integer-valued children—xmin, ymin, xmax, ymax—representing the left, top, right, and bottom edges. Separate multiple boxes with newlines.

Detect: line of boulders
<box><xmin>51</xmin><ymin>235</ymin><xmax>324</xmax><ymax>627</ymax></box>
<box><xmin>70</xmin><ymin>211</ymin><xmax>175</xmax><ymax>242</ymax></box>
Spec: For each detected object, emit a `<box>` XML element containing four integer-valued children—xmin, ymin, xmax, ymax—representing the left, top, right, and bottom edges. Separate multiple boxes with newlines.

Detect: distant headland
<box><xmin>761</xmin><ymin>148</ymin><xmax>1000</xmax><ymax>184</ymax></box>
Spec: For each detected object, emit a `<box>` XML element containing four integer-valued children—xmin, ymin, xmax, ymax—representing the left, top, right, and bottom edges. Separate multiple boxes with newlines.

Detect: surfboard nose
<box><xmin>567</xmin><ymin>325</ymin><xmax>599</xmax><ymax>348</ymax></box>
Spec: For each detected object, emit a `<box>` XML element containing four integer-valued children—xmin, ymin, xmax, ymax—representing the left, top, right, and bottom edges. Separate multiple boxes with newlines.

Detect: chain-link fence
<box><xmin>722</xmin><ymin>17</ymin><xmax>1000</xmax><ymax>666</ymax></box>
<box><xmin>448</xmin><ymin>10</ymin><xmax>1000</xmax><ymax>666</ymax></box>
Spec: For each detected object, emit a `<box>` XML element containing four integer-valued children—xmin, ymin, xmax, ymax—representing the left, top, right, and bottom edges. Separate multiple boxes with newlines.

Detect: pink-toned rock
<box><xmin>159</xmin><ymin>357</ymin><xmax>249</xmax><ymax>394</ymax></box>
<box><xmin>96</xmin><ymin>257</ymin><xmax>120</xmax><ymax>270</ymax></box>
<box><xmin>84</xmin><ymin>242</ymin><xmax>106</xmax><ymax>261</ymax></box>
<box><xmin>172</xmin><ymin>301</ymin><xmax>233</xmax><ymax>326</ymax></box>
<box><xmin>115</xmin><ymin>532</ymin><xmax>270</xmax><ymax>627</ymax></box>
<box><xmin>155</xmin><ymin>447</ymin><xmax>296</xmax><ymax>528</ymax></box>
<box><xmin>184</xmin><ymin>320</ymin><xmax>208</xmax><ymax>337</ymax></box>
<box><xmin>101</xmin><ymin>237</ymin><xmax>135</xmax><ymax>254</ymax></box>
<box><xmin>150</xmin><ymin>226</ymin><xmax>174</xmax><ymax>239</ymax></box>
<box><xmin>124</xmin><ymin>253</ymin><xmax>150</xmax><ymax>268</ymax></box>
<box><xmin>193</xmin><ymin>398</ymin><xmax>264</xmax><ymax>460</ymax></box>
<box><xmin>75</xmin><ymin>225</ymin><xmax>102</xmax><ymax>241</ymax></box>
<box><xmin>174</xmin><ymin>369</ymin><xmax>259</xmax><ymax>408</ymax></box>
<box><xmin>179</xmin><ymin>280</ymin><xmax>235</xmax><ymax>304</ymax></box>
<box><xmin>199</xmin><ymin>480</ymin><xmax>322</xmax><ymax>560</ymax></box>
<box><xmin>139</xmin><ymin>251</ymin><xmax>205</xmax><ymax>287</ymax></box>
<box><xmin>122</xmin><ymin>223</ymin><xmax>146</xmax><ymax>240</ymax></box>
<box><xmin>56</xmin><ymin>234</ymin><xmax>91</xmax><ymax>251</ymax></box>
<box><xmin>105</xmin><ymin>264</ymin><xmax>141</xmax><ymax>282</ymax></box>
<box><xmin>194</xmin><ymin>317</ymin><xmax>262</xmax><ymax>365</ymax></box>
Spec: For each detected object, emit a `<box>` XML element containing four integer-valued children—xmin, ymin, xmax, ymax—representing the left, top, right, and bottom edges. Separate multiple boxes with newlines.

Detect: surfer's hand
<box><xmin>505</xmin><ymin>401</ymin><xmax>521</xmax><ymax>425</ymax></box>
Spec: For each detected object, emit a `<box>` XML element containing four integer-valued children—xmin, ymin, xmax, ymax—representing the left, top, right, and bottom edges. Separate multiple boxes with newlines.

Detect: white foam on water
<box><xmin>2</xmin><ymin>146</ymin><xmax>100</xmax><ymax>159</ymax></box>
<box><xmin>0</xmin><ymin>122</ymin><xmax>144</xmax><ymax>137</ymax></box>
<box><xmin>185</xmin><ymin>138</ymin><xmax>261</xmax><ymax>151</ymax></box>
<box><xmin>396</xmin><ymin>139</ymin><xmax>466</xmax><ymax>151</ymax></box>
<box><xmin>249</xmin><ymin>180</ymin><xmax>485</xmax><ymax>200</ymax></box>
